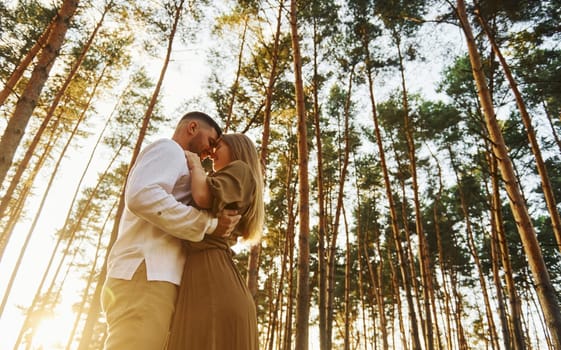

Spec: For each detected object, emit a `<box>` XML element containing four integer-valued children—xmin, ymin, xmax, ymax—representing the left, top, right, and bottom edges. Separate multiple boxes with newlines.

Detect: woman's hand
<box><xmin>185</xmin><ymin>151</ymin><xmax>203</xmax><ymax>171</ymax></box>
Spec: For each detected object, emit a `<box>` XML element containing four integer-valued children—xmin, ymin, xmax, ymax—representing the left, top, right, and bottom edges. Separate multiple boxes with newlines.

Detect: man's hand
<box><xmin>212</xmin><ymin>209</ymin><xmax>241</xmax><ymax>237</ymax></box>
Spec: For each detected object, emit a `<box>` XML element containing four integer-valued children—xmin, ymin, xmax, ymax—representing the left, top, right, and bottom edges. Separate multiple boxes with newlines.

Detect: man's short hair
<box><xmin>180</xmin><ymin>111</ymin><xmax>222</xmax><ymax>136</ymax></box>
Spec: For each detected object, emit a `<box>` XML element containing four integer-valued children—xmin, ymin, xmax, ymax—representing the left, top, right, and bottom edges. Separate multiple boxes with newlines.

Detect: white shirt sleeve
<box><xmin>124</xmin><ymin>139</ymin><xmax>217</xmax><ymax>241</ymax></box>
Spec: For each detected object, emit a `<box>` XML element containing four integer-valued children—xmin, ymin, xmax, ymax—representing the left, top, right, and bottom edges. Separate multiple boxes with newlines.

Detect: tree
<box><xmin>455</xmin><ymin>0</ymin><xmax>561</xmax><ymax>346</ymax></box>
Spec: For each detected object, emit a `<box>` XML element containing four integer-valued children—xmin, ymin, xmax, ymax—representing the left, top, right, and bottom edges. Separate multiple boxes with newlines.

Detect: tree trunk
<box><xmin>224</xmin><ymin>17</ymin><xmax>248</xmax><ymax>132</ymax></box>
<box><xmin>394</xmin><ymin>31</ymin><xmax>434</xmax><ymax>350</ymax></box>
<box><xmin>248</xmin><ymin>0</ymin><xmax>285</xmax><ymax>300</ymax></box>
<box><xmin>431</xmin><ymin>157</ymin><xmax>454</xmax><ymax>350</ymax></box>
<box><xmin>311</xmin><ymin>12</ymin><xmax>329</xmax><ymax>350</ymax></box>
<box><xmin>0</xmin><ymin>0</ymin><xmax>80</xmax><ymax>188</ymax></box>
<box><xmin>487</xmin><ymin>151</ymin><xmax>526</xmax><ymax>349</ymax></box>
<box><xmin>456</xmin><ymin>0</ymin><xmax>561</xmax><ymax>346</ymax></box>
<box><xmin>365</xmin><ymin>52</ymin><xmax>422</xmax><ymax>350</ymax></box>
<box><xmin>66</xmin><ymin>200</ymin><xmax>116</xmax><ymax>350</ymax></box>
<box><xmin>289</xmin><ymin>0</ymin><xmax>311</xmax><ymax>347</ymax></box>
<box><xmin>449</xmin><ymin>146</ymin><xmax>500</xmax><ymax>350</ymax></box>
<box><xmin>355</xmin><ymin>179</ymin><xmax>387</xmax><ymax>350</ymax></box>
<box><xmin>327</xmin><ymin>65</ymin><xmax>354</xmax><ymax>349</ymax></box>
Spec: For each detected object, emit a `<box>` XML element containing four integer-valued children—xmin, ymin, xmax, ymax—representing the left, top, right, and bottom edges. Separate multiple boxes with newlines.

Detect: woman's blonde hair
<box><xmin>221</xmin><ymin>133</ymin><xmax>264</xmax><ymax>244</ymax></box>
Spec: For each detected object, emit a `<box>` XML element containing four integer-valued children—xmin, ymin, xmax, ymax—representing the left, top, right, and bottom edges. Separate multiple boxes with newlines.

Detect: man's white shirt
<box><xmin>106</xmin><ymin>139</ymin><xmax>217</xmax><ymax>285</ymax></box>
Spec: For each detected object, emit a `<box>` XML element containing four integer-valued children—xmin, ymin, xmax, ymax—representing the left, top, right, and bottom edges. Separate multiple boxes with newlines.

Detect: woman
<box><xmin>167</xmin><ymin>133</ymin><xmax>264</xmax><ymax>350</ymax></box>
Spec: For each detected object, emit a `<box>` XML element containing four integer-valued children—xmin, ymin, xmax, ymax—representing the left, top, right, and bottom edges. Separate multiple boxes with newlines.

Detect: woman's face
<box><xmin>210</xmin><ymin>137</ymin><xmax>232</xmax><ymax>171</ymax></box>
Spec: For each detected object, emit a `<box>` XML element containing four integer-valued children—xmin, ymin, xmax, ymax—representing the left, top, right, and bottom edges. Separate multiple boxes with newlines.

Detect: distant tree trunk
<box><xmin>449</xmin><ymin>146</ymin><xmax>500</xmax><ymax>350</ymax></box>
<box><xmin>542</xmin><ymin>102</ymin><xmax>561</xmax><ymax>155</ymax></box>
<box><xmin>450</xmin><ymin>270</ymin><xmax>468</xmax><ymax>350</ymax></box>
<box><xmin>224</xmin><ymin>16</ymin><xmax>248</xmax><ymax>132</ymax></box>
<box><xmin>312</xmin><ymin>13</ymin><xmax>329</xmax><ymax>350</ymax></box>
<box><xmin>394</xmin><ymin>30</ymin><xmax>434</xmax><ymax>350</ymax></box>
<box><xmin>354</xmin><ymin>210</ymin><xmax>370</xmax><ymax>350</ymax></box>
<box><xmin>343</xmin><ymin>207</ymin><xmax>351</xmax><ymax>350</ymax></box>
<box><xmin>249</xmin><ymin>0</ymin><xmax>285</xmax><ymax>299</ymax></box>
<box><xmin>289</xmin><ymin>0</ymin><xmax>311</xmax><ymax>348</ymax></box>
<box><xmin>327</xmin><ymin>65</ymin><xmax>354</xmax><ymax>349</ymax></box>
<box><xmin>65</xmin><ymin>200</ymin><xmax>116</xmax><ymax>350</ymax></box>
<box><xmin>487</xmin><ymin>151</ymin><xmax>526</xmax><ymax>349</ymax></box>
<box><xmin>354</xmin><ymin>174</ymin><xmax>386</xmax><ymax>349</ymax></box>
<box><xmin>476</xmin><ymin>8</ymin><xmax>561</xmax><ymax>253</ymax></box>
<box><xmin>0</xmin><ymin>17</ymin><xmax>55</xmax><ymax>106</ymax></box>
<box><xmin>431</xmin><ymin>157</ymin><xmax>454</xmax><ymax>350</ymax></box>
<box><xmin>283</xmin><ymin>176</ymin><xmax>298</xmax><ymax>350</ymax></box>
<box><xmin>387</xmin><ymin>248</ymin><xmax>407</xmax><ymax>350</ymax></box>
<box><xmin>0</xmin><ymin>0</ymin><xmax>80</xmax><ymax>188</ymax></box>
<box><xmin>456</xmin><ymin>1</ymin><xmax>561</xmax><ymax>346</ymax></box>
<box><xmin>365</xmin><ymin>47</ymin><xmax>422</xmax><ymax>350</ymax></box>
<box><xmin>489</xmin><ymin>209</ymin><xmax>512</xmax><ymax>350</ymax></box>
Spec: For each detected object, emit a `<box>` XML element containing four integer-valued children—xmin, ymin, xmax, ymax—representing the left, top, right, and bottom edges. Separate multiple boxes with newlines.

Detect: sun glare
<box><xmin>30</xmin><ymin>309</ymin><xmax>75</xmax><ymax>350</ymax></box>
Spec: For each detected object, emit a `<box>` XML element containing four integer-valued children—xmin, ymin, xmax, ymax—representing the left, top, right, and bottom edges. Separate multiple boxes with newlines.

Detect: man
<box><xmin>101</xmin><ymin>111</ymin><xmax>241</xmax><ymax>350</ymax></box>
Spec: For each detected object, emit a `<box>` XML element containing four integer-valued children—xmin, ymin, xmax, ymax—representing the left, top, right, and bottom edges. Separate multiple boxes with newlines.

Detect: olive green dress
<box><xmin>167</xmin><ymin>161</ymin><xmax>259</xmax><ymax>350</ymax></box>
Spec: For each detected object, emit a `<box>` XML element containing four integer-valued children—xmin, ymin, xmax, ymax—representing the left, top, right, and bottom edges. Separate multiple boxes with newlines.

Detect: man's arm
<box><xmin>212</xmin><ymin>209</ymin><xmax>242</xmax><ymax>237</ymax></box>
<box><xmin>125</xmin><ymin>140</ymin><xmax>216</xmax><ymax>241</ymax></box>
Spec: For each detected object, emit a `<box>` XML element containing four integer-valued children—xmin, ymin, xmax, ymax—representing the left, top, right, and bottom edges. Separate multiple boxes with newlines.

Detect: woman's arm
<box><xmin>185</xmin><ymin>151</ymin><xmax>213</xmax><ymax>209</ymax></box>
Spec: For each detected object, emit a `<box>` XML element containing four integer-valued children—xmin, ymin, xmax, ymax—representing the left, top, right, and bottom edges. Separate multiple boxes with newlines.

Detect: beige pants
<box><xmin>101</xmin><ymin>262</ymin><xmax>178</xmax><ymax>350</ymax></box>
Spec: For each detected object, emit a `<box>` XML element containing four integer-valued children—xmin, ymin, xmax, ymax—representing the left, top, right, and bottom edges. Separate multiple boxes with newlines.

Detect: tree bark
<box><xmin>289</xmin><ymin>0</ymin><xmax>311</xmax><ymax>348</ymax></box>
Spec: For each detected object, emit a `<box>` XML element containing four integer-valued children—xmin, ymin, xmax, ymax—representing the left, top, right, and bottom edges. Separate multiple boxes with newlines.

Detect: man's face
<box><xmin>187</xmin><ymin>123</ymin><xmax>220</xmax><ymax>158</ymax></box>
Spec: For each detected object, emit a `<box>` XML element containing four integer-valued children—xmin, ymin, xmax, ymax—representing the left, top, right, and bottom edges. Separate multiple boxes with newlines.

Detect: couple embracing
<box><xmin>101</xmin><ymin>111</ymin><xmax>263</xmax><ymax>349</ymax></box>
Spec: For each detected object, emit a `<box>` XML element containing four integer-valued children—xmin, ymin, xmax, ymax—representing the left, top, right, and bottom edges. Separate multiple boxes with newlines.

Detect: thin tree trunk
<box><xmin>249</xmin><ymin>0</ymin><xmax>285</xmax><ymax>300</ymax></box>
<box><xmin>311</xmin><ymin>13</ymin><xmax>329</xmax><ymax>350</ymax></box>
<box><xmin>283</xmin><ymin>179</ymin><xmax>297</xmax><ymax>350</ymax></box>
<box><xmin>343</xmin><ymin>206</ymin><xmax>351</xmax><ymax>350</ymax></box>
<box><xmin>289</xmin><ymin>0</ymin><xmax>311</xmax><ymax>348</ymax></box>
<box><xmin>487</xmin><ymin>151</ymin><xmax>526</xmax><ymax>349</ymax></box>
<box><xmin>450</xmin><ymin>270</ymin><xmax>468</xmax><ymax>350</ymax></box>
<box><xmin>449</xmin><ymin>146</ymin><xmax>500</xmax><ymax>350</ymax></box>
<box><xmin>430</xmin><ymin>155</ymin><xmax>454</xmax><ymax>350</ymax></box>
<box><xmin>489</xmin><ymin>209</ymin><xmax>512</xmax><ymax>350</ymax></box>
<box><xmin>0</xmin><ymin>0</ymin><xmax>79</xmax><ymax>188</ymax></box>
<box><xmin>387</xmin><ymin>248</ymin><xmax>408</xmax><ymax>350</ymax></box>
<box><xmin>353</xmin><ymin>165</ymin><xmax>384</xmax><ymax>350</ymax></box>
<box><xmin>224</xmin><ymin>17</ymin><xmax>248</xmax><ymax>132</ymax></box>
<box><xmin>456</xmin><ymin>1</ymin><xmax>561</xmax><ymax>345</ymax></box>
<box><xmin>542</xmin><ymin>102</ymin><xmax>561</xmax><ymax>155</ymax></box>
<box><xmin>393</xmin><ymin>31</ymin><xmax>434</xmax><ymax>350</ymax></box>
<box><xmin>65</xmin><ymin>200</ymin><xmax>117</xmax><ymax>350</ymax></box>
<box><xmin>326</xmin><ymin>65</ymin><xmax>354</xmax><ymax>349</ymax></box>
<box><xmin>365</xmin><ymin>56</ymin><xmax>421</xmax><ymax>350</ymax></box>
